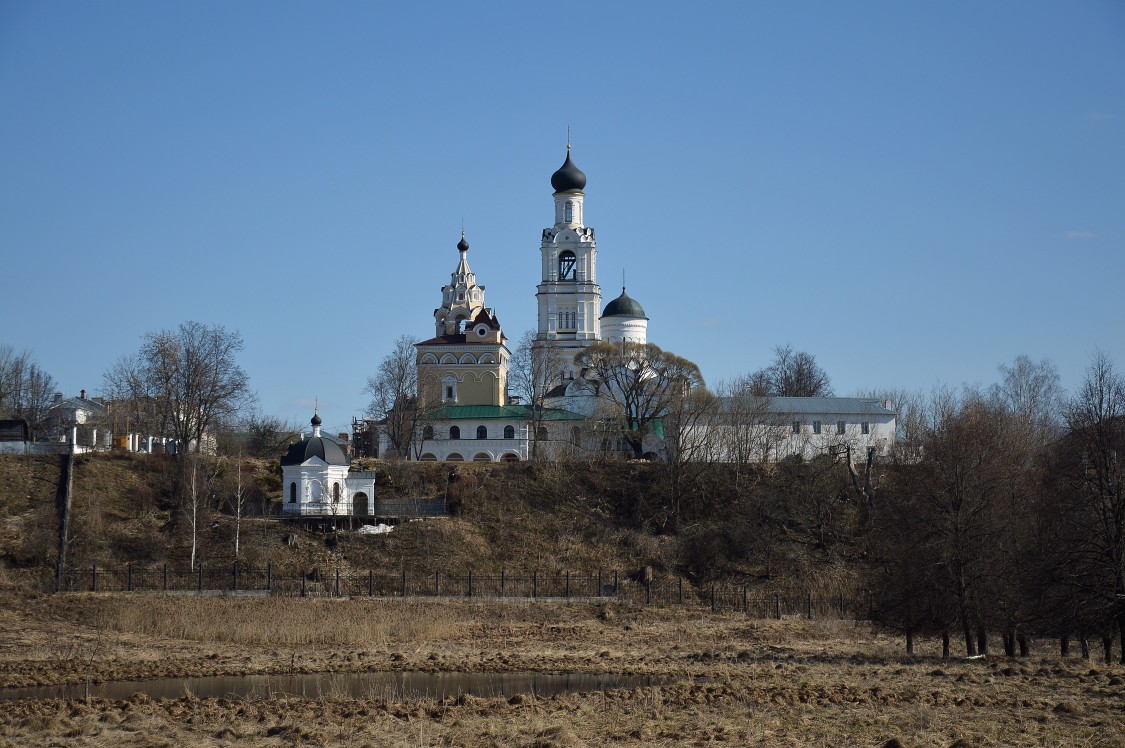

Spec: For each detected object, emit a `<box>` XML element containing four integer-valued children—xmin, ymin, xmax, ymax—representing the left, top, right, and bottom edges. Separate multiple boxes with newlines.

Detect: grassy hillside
<box><xmin>0</xmin><ymin>452</ymin><xmax>865</xmax><ymax>596</ymax></box>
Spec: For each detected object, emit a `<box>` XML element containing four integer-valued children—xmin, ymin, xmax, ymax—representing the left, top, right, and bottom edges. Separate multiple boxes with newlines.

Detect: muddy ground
<box><xmin>0</xmin><ymin>591</ymin><xmax>1121</xmax><ymax>747</ymax></box>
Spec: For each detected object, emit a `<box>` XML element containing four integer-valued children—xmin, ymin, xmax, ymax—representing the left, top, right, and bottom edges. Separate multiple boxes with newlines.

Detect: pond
<box><xmin>0</xmin><ymin>671</ymin><xmax>672</xmax><ymax>701</ymax></box>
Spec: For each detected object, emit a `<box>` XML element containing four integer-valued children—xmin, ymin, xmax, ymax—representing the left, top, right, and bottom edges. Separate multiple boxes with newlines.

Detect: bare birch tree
<box><xmin>510</xmin><ymin>330</ymin><xmax>567</xmax><ymax>460</ymax></box>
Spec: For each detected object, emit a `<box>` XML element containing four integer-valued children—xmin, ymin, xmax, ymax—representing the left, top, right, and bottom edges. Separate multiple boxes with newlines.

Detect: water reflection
<box><xmin>0</xmin><ymin>671</ymin><xmax>670</xmax><ymax>701</ymax></box>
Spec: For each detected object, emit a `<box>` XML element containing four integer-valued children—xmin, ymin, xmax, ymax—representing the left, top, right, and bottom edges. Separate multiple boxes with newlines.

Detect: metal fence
<box><xmin>52</xmin><ymin>564</ymin><xmax>865</xmax><ymax>618</ymax></box>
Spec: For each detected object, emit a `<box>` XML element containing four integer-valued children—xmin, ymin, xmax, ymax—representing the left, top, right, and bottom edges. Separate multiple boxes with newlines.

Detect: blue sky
<box><xmin>2</xmin><ymin>1</ymin><xmax>1122</xmax><ymax>435</ymax></box>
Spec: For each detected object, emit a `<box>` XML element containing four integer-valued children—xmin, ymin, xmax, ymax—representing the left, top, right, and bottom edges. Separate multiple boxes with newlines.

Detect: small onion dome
<box><xmin>457</xmin><ymin>233</ymin><xmax>469</xmax><ymax>252</ymax></box>
<box><xmin>280</xmin><ymin>434</ymin><xmax>348</xmax><ymax>466</ymax></box>
<box><xmin>602</xmin><ymin>288</ymin><xmax>647</xmax><ymax>319</ymax></box>
<box><xmin>551</xmin><ymin>150</ymin><xmax>587</xmax><ymax>193</ymax></box>
<box><xmin>310</xmin><ymin>411</ymin><xmax>322</xmax><ymax>427</ymax></box>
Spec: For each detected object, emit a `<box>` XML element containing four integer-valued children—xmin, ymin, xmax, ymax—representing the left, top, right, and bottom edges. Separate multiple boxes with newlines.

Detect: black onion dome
<box><xmin>551</xmin><ymin>150</ymin><xmax>587</xmax><ymax>193</ymax></box>
<box><xmin>280</xmin><ymin>435</ymin><xmax>348</xmax><ymax>466</ymax></box>
<box><xmin>602</xmin><ymin>288</ymin><xmax>647</xmax><ymax>319</ymax></box>
<box><xmin>457</xmin><ymin>233</ymin><xmax>469</xmax><ymax>252</ymax></box>
<box><xmin>310</xmin><ymin>412</ymin><xmax>322</xmax><ymax>427</ymax></box>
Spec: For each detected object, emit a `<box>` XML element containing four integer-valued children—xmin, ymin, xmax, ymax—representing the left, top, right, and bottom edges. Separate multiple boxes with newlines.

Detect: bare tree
<box><xmin>243</xmin><ymin>412</ymin><xmax>301</xmax><ymax>459</ymax></box>
<box><xmin>1053</xmin><ymin>351</ymin><xmax>1125</xmax><ymax>661</ymax></box>
<box><xmin>510</xmin><ymin>330</ymin><xmax>567</xmax><ymax>460</ymax></box>
<box><xmin>0</xmin><ymin>345</ymin><xmax>58</xmax><ymax>439</ymax></box>
<box><xmin>990</xmin><ymin>354</ymin><xmax>1065</xmax><ymax>453</ymax></box>
<box><xmin>365</xmin><ymin>335</ymin><xmax>437</xmax><ymax>459</ymax></box>
<box><xmin>749</xmin><ymin>344</ymin><xmax>833</xmax><ymax>397</ymax></box>
<box><xmin>882</xmin><ymin>389</ymin><xmax>1024</xmax><ymax>655</ymax></box>
<box><xmin>853</xmin><ymin>387</ymin><xmax>926</xmax><ymax>463</ymax></box>
<box><xmin>104</xmin><ymin>322</ymin><xmax>253</xmax><ymax>454</ymax></box>
<box><xmin>575</xmin><ymin>341</ymin><xmax>705</xmax><ymax>459</ymax></box>
<box><xmin>712</xmin><ymin>375</ymin><xmax>782</xmax><ymax>487</ymax></box>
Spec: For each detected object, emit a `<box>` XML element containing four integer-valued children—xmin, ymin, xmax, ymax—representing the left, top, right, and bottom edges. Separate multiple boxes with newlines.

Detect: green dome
<box><xmin>602</xmin><ymin>288</ymin><xmax>647</xmax><ymax>319</ymax></box>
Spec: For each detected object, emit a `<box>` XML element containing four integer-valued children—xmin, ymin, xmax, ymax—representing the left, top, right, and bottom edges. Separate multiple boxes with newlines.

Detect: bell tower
<box><xmin>535</xmin><ymin>145</ymin><xmax>602</xmax><ymax>382</ymax></box>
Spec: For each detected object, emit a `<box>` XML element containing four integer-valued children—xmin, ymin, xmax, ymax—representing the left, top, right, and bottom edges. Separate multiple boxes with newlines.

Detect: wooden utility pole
<box><xmin>55</xmin><ymin>447</ymin><xmax>75</xmax><ymax>592</ymax></box>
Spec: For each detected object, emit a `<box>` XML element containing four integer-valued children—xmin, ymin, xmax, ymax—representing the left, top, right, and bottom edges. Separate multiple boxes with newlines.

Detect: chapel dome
<box><xmin>280</xmin><ymin>435</ymin><xmax>348</xmax><ymax>466</ymax></box>
<box><xmin>551</xmin><ymin>150</ymin><xmax>587</xmax><ymax>193</ymax></box>
<box><xmin>457</xmin><ymin>233</ymin><xmax>469</xmax><ymax>252</ymax></box>
<box><xmin>280</xmin><ymin>411</ymin><xmax>348</xmax><ymax>466</ymax></box>
<box><xmin>601</xmin><ymin>288</ymin><xmax>647</xmax><ymax>319</ymax></box>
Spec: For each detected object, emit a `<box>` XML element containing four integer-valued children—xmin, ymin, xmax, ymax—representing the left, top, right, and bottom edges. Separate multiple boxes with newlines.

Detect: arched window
<box><xmin>476</xmin><ymin>425</ymin><xmax>487</xmax><ymax>439</ymax></box>
<box><xmin>537</xmin><ymin>426</ymin><xmax>549</xmax><ymax>441</ymax></box>
<box><xmin>332</xmin><ymin>483</ymin><xmax>341</xmax><ymax>502</ymax></box>
<box><xmin>503</xmin><ymin>425</ymin><xmax>515</xmax><ymax>439</ymax></box>
<box><xmin>289</xmin><ymin>482</ymin><xmax>297</xmax><ymax>503</ymax></box>
<box><xmin>449</xmin><ymin>426</ymin><xmax>460</xmax><ymax>440</ymax></box>
<box><xmin>564</xmin><ymin>201</ymin><xmax>573</xmax><ymax>223</ymax></box>
<box><xmin>423</xmin><ymin>425</ymin><xmax>434</xmax><ymax>440</ymax></box>
<box><xmin>558</xmin><ymin>251</ymin><xmax>576</xmax><ymax>281</ymax></box>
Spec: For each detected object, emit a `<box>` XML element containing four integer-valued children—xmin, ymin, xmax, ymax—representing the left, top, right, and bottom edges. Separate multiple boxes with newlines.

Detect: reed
<box><xmin>84</xmin><ymin>596</ymin><xmax>463</xmax><ymax>646</ymax></box>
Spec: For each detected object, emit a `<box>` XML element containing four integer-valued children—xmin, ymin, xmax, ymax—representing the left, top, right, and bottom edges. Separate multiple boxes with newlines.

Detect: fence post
<box><xmin>162</xmin><ymin>563</ymin><xmax>168</xmax><ymax>592</ymax></box>
<box><xmin>500</xmin><ymin>569</ymin><xmax>506</xmax><ymax>598</ymax></box>
<box><xmin>467</xmin><ymin>570</ymin><xmax>473</xmax><ymax>598</ymax></box>
<box><xmin>806</xmin><ymin>593</ymin><xmax>813</xmax><ymax>620</ymax></box>
<box><xmin>197</xmin><ymin>564</ymin><xmax>203</xmax><ymax>594</ymax></box>
<box><xmin>838</xmin><ymin>593</ymin><xmax>845</xmax><ymax>618</ymax></box>
<box><xmin>232</xmin><ymin>561</ymin><xmax>238</xmax><ymax>592</ymax></box>
<box><xmin>710</xmin><ymin>584</ymin><xmax>716</xmax><ymax>612</ymax></box>
<box><xmin>335</xmin><ymin>569</ymin><xmax>340</xmax><ymax>597</ymax></box>
<box><xmin>401</xmin><ymin>569</ymin><xmax>407</xmax><ymax>598</ymax></box>
<box><xmin>645</xmin><ymin>579</ymin><xmax>651</xmax><ymax>605</ymax></box>
<box><xmin>435</xmin><ymin>571</ymin><xmax>440</xmax><ymax>597</ymax></box>
<box><xmin>368</xmin><ymin>570</ymin><xmax>374</xmax><ymax>597</ymax></box>
<box><xmin>597</xmin><ymin>569</ymin><xmax>602</xmax><ymax>598</ymax></box>
<box><xmin>742</xmin><ymin>585</ymin><xmax>748</xmax><ymax>614</ymax></box>
<box><xmin>301</xmin><ymin>571</ymin><xmax>306</xmax><ymax>598</ymax></box>
<box><xmin>678</xmin><ymin>577</ymin><xmax>683</xmax><ymax>605</ymax></box>
<box><xmin>127</xmin><ymin>563</ymin><xmax>133</xmax><ymax>592</ymax></box>
<box><xmin>91</xmin><ymin>564</ymin><xmax>96</xmax><ymax>592</ymax></box>
<box><xmin>775</xmin><ymin>593</ymin><xmax>781</xmax><ymax>620</ymax></box>
<box><xmin>267</xmin><ymin>563</ymin><xmax>272</xmax><ymax>594</ymax></box>
<box><xmin>613</xmin><ymin>571</ymin><xmax>618</xmax><ymax>598</ymax></box>
<box><xmin>533</xmin><ymin>570</ymin><xmax>538</xmax><ymax>599</ymax></box>
<box><xmin>565</xmin><ymin>571</ymin><xmax>570</xmax><ymax>599</ymax></box>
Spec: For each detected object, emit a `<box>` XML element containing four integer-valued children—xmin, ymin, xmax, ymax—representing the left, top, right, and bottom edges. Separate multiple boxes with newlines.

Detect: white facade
<box><xmin>689</xmin><ymin>398</ymin><xmax>897</xmax><ymax>463</ymax></box>
<box><xmin>280</xmin><ymin>458</ymin><xmax>379</xmax><ymax>517</ymax></box>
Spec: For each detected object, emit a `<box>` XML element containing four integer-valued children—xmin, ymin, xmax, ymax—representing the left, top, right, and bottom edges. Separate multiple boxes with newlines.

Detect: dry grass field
<box><xmin>0</xmin><ymin>589</ymin><xmax>1121</xmax><ymax>747</ymax></box>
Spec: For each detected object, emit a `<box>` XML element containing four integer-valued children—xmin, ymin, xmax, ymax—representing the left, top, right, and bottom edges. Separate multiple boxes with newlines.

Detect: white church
<box><xmin>355</xmin><ymin>146</ymin><xmax>897</xmax><ymax>464</ymax></box>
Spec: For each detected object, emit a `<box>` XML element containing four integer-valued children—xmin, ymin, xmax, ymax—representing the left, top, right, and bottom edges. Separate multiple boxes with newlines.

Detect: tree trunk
<box><xmin>1060</xmin><ymin>634</ymin><xmax>1069</xmax><ymax>657</ymax></box>
<box><xmin>905</xmin><ymin>629</ymin><xmax>914</xmax><ymax>655</ymax></box>
<box><xmin>1018</xmin><ymin>632</ymin><xmax>1029</xmax><ymax>657</ymax></box>
<box><xmin>1003</xmin><ymin>628</ymin><xmax>1015</xmax><ymax>658</ymax></box>
<box><xmin>1103</xmin><ymin>637</ymin><xmax>1113</xmax><ymax>665</ymax></box>
<box><xmin>977</xmin><ymin>627</ymin><xmax>988</xmax><ymax>656</ymax></box>
<box><xmin>942</xmin><ymin>629</ymin><xmax>950</xmax><ymax>659</ymax></box>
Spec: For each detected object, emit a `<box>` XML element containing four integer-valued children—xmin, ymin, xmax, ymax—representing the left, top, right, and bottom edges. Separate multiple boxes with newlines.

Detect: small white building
<box><xmin>281</xmin><ymin>410</ymin><xmax>376</xmax><ymax>517</ymax></box>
